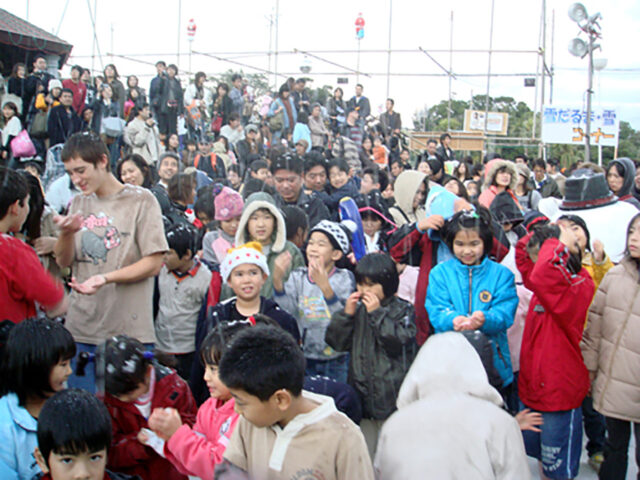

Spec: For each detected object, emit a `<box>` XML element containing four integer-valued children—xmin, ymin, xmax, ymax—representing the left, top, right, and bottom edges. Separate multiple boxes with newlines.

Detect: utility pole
<box><xmin>385</xmin><ymin>0</ymin><xmax>393</xmax><ymax>97</ymax></box>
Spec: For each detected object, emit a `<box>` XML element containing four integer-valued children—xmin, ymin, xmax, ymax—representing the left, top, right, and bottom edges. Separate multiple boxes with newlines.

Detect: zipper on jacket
<box><xmin>468</xmin><ymin>269</ymin><xmax>473</xmax><ymax>315</ymax></box>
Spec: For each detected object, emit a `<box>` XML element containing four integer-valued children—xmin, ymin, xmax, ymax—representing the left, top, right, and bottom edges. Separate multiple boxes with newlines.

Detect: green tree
<box><xmin>618</xmin><ymin>121</ymin><xmax>640</xmax><ymax>160</ymax></box>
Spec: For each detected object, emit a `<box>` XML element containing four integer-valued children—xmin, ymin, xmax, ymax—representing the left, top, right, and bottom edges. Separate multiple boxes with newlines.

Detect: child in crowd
<box><xmin>0</xmin><ymin>167</ymin><xmax>67</xmax><ymax>322</ymax></box>
<box><xmin>100</xmin><ymin>335</ymin><xmax>197</xmax><ymax>480</ymax></box>
<box><xmin>35</xmin><ymin>388</ymin><xmax>139</xmax><ymax>480</ymax></box>
<box><xmin>149</xmin><ymin>322</ymin><xmax>246</xmax><ymax>480</ymax></box>
<box><xmin>193</xmin><ymin>242</ymin><xmax>300</xmax><ymax>404</ymax></box>
<box><xmin>218</xmin><ymin>325</ymin><xmax>374</xmax><ymax>479</ymax></box>
<box><xmin>0</xmin><ymin>318</ymin><xmax>75</xmax><ymax>480</ymax></box>
<box><xmin>582</xmin><ymin>214</ymin><xmax>640</xmax><ymax>479</ymax></box>
<box><xmin>282</xmin><ymin>205</ymin><xmax>309</xmax><ymax>250</ymax></box>
<box><xmin>326</xmin><ymin>252</ymin><xmax>417</xmax><ymax>457</ymax></box>
<box><xmin>247</xmin><ymin>159</ymin><xmax>272</xmax><ymax>185</ymax></box>
<box><xmin>231</xmin><ymin>191</ymin><xmax>304</xmax><ymax>299</ymax></box>
<box><xmin>516</xmin><ymin>224</ymin><xmax>594</xmax><ymax>480</ymax></box>
<box><xmin>193</xmin><ymin>187</ymin><xmax>216</xmax><ymax>230</ymax></box>
<box><xmin>358</xmin><ymin>191</ymin><xmax>396</xmax><ymax>253</ymax></box>
<box><xmin>426</xmin><ymin>210</ymin><xmax>518</xmax><ymax>397</ymax></box>
<box><xmin>556</xmin><ymin>214</ymin><xmax>612</xmax><ymax>472</ymax></box>
<box><xmin>227</xmin><ymin>164</ymin><xmax>243</xmax><ymax>191</ymax></box>
<box><xmin>155</xmin><ymin>223</ymin><xmax>212</xmax><ymax>381</ymax></box>
<box><xmin>323</xmin><ymin>158</ymin><xmax>360</xmax><ymax>217</ymax></box>
<box><xmin>202</xmin><ymin>185</ymin><xmax>244</xmax><ymax>265</ymax></box>
<box><xmin>273</xmin><ymin>220</ymin><xmax>356</xmax><ymax>382</ymax></box>
<box><xmin>372</xmin><ymin>135</ymin><xmax>389</xmax><ymax>167</ymax></box>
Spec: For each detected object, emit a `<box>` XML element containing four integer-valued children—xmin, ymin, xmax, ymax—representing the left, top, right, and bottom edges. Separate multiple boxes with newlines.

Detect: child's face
<box><xmin>495</xmin><ymin>170</ymin><xmax>511</xmax><ymax>188</ymax></box>
<box><xmin>329</xmin><ymin>166</ymin><xmax>349</xmax><ymax>189</ymax></box>
<box><xmin>466</xmin><ymin>183</ymin><xmax>479</xmax><ymax>197</ymax></box>
<box><xmin>114</xmin><ymin>366</ymin><xmax>151</xmax><ymax>403</ymax></box>
<box><xmin>228</xmin><ymin>387</ymin><xmax>281</xmax><ymax>428</ymax></box>
<box><xmin>220</xmin><ymin>217</ymin><xmax>240</xmax><ymax>237</ymax></box>
<box><xmin>360</xmin><ymin>174</ymin><xmax>376</xmax><ymax>195</ymax></box>
<box><xmin>361</xmin><ymin>214</ymin><xmax>383</xmax><ymax>238</ymax></box>
<box><xmin>356</xmin><ymin>279</ymin><xmax>385</xmax><ymax>302</ymax></box>
<box><xmin>444</xmin><ymin>179</ymin><xmax>460</xmax><ymax>196</ymax></box>
<box><xmin>628</xmin><ymin>218</ymin><xmax>640</xmax><ymax>259</ymax></box>
<box><xmin>247</xmin><ymin>210</ymin><xmax>275</xmax><ymax>245</ymax></box>
<box><xmin>164</xmin><ymin>249</ymin><xmax>190</xmax><ymax>272</ymax></box>
<box><xmin>253</xmin><ymin>168</ymin><xmax>271</xmax><ymax>183</ymax></box>
<box><xmin>45</xmin><ymin>448</ymin><xmax>108</xmax><ymax>480</ymax></box>
<box><xmin>196</xmin><ymin>211</ymin><xmax>212</xmax><ymax>226</ymax></box>
<box><xmin>568</xmin><ymin>221</ymin><xmax>588</xmax><ymax>252</ymax></box>
<box><xmin>382</xmin><ymin>182</ymin><xmax>394</xmax><ymax>199</ymax></box>
<box><xmin>204</xmin><ymin>364</ymin><xmax>232</xmax><ymax>401</ymax></box>
<box><xmin>49</xmin><ymin>358</ymin><xmax>72</xmax><ymax>393</ymax></box>
<box><xmin>227</xmin><ymin>170</ymin><xmax>241</xmax><ymax>188</ymax></box>
<box><xmin>227</xmin><ymin>264</ymin><xmax>266</xmax><ymax>301</ymax></box>
<box><xmin>306</xmin><ymin>231</ymin><xmax>341</xmax><ymax>269</ymax></box>
<box><xmin>453</xmin><ymin>229</ymin><xmax>484</xmax><ymax>266</ymax></box>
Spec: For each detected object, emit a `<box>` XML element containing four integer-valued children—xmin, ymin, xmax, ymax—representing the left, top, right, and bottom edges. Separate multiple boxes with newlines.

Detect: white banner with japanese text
<box><xmin>542</xmin><ymin>105</ymin><xmax>619</xmax><ymax>147</ymax></box>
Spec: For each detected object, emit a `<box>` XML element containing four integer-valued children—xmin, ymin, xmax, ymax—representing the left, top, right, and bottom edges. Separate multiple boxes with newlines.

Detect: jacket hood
<box><xmin>393</xmin><ymin>170</ymin><xmax>427</xmax><ymax>215</ymax></box>
<box><xmin>484</xmin><ymin>159</ymin><xmax>518</xmax><ymax>191</ymax></box>
<box><xmin>609</xmin><ymin>157</ymin><xmax>636</xmax><ymax>198</ymax></box>
<box><xmin>235</xmin><ymin>192</ymin><xmax>287</xmax><ymax>252</ymax></box>
<box><xmin>396</xmin><ymin>332</ymin><xmax>503</xmax><ymax>410</ymax></box>
<box><xmin>490</xmin><ymin>191</ymin><xmax>524</xmax><ymax>225</ymax></box>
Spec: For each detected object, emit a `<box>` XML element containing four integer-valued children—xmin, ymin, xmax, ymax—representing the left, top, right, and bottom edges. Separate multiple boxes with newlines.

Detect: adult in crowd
<box><xmin>184</xmin><ymin>71</ymin><xmax>212</xmax><ymax>141</ymax></box>
<box><xmin>91</xmin><ymin>84</ymin><xmax>121</xmax><ymax>168</ymax></box>
<box><xmin>530</xmin><ymin>158</ymin><xmax>562</xmax><ymax>199</ymax></box>
<box><xmin>271</xmin><ymin>152</ymin><xmax>330</xmax><ymax>228</ymax></box>
<box><xmin>53</xmin><ymin>132</ymin><xmax>167</xmax><ymax>392</ymax></box>
<box><xmin>291</xmin><ymin>78</ymin><xmax>311</xmax><ymax>115</ymax></box>
<box><xmin>478</xmin><ymin>159</ymin><xmax>518</xmax><ymax>209</ymax></box>
<box><xmin>116</xmin><ymin>153</ymin><xmax>154</xmax><ymax>188</ymax></box>
<box><xmin>157</xmin><ymin>64</ymin><xmax>183</xmax><ymax>138</ymax></box>
<box><xmin>229</xmin><ymin>73</ymin><xmax>244</xmax><ymax>117</ymax></box>
<box><xmin>103</xmin><ymin>64</ymin><xmax>126</xmax><ymax>118</ymax></box>
<box><xmin>123</xmin><ymin>104</ymin><xmax>163</xmax><ymax>165</ymax></box>
<box><xmin>152</xmin><ymin>152</ymin><xmax>180</xmax><ymax>215</ymax></box>
<box><xmin>47</xmin><ymin>88</ymin><xmax>82</xmax><ymax>147</ymax></box>
<box><xmin>513</xmin><ymin>163</ymin><xmax>542</xmax><ymax>212</ymax></box>
<box><xmin>149</xmin><ymin>60</ymin><xmax>166</xmax><ymax>118</ymax></box>
<box><xmin>379</xmin><ymin>98</ymin><xmax>401</xmax><ymax>141</ymax></box>
<box><xmin>606</xmin><ymin>157</ymin><xmax>640</xmax><ymax>210</ymax></box>
<box><xmin>546</xmin><ymin>158</ymin><xmax>566</xmax><ymax>195</ymax></box>
<box><xmin>267</xmin><ymin>83</ymin><xmax>296</xmax><ymax>144</ymax></box>
<box><xmin>347</xmin><ymin>83</ymin><xmax>370</xmax><ymax>125</ymax></box>
<box><xmin>235</xmin><ymin>123</ymin><xmax>264</xmax><ymax>175</ymax></box>
<box><xmin>211</xmin><ymin>82</ymin><xmax>232</xmax><ymax>133</ymax></box>
<box><xmin>61</xmin><ymin>65</ymin><xmax>86</xmax><ymax>115</ymax></box>
<box><xmin>308</xmin><ymin>102</ymin><xmax>329</xmax><ymax>148</ymax></box>
<box><xmin>326</xmin><ymin>86</ymin><xmax>346</xmax><ymax>134</ymax></box>
<box><xmin>7</xmin><ymin>62</ymin><xmax>26</xmax><ymax>101</ymax></box>
<box><xmin>219</xmin><ymin>112</ymin><xmax>245</xmax><ymax>149</ymax></box>
<box><xmin>435</xmin><ymin>133</ymin><xmax>455</xmax><ymax>163</ymax></box>
<box><xmin>24</xmin><ymin>54</ymin><xmax>53</xmax><ymax>122</ymax></box>
<box><xmin>302</xmin><ymin>151</ymin><xmax>328</xmax><ymax>194</ymax></box>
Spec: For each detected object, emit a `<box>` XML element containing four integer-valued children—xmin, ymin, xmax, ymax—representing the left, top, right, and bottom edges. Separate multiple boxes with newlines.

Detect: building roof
<box><xmin>0</xmin><ymin>8</ymin><xmax>72</xmax><ymax>60</ymax></box>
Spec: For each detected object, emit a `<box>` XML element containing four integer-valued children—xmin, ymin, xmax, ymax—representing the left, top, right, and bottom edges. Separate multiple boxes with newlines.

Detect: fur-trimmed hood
<box><xmin>393</xmin><ymin>170</ymin><xmax>428</xmax><ymax>216</ymax></box>
<box><xmin>483</xmin><ymin>159</ymin><xmax>518</xmax><ymax>191</ymax></box>
<box><xmin>235</xmin><ymin>192</ymin><xmax>287</xmax><ymax>253</ymax></box>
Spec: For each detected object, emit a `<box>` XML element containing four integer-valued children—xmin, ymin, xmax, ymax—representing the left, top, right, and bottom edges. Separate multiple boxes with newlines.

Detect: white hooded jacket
<box><xmin>374</xmin><ymin>332</ymin><xmax>530</xmax><ymax>480</ymax></box>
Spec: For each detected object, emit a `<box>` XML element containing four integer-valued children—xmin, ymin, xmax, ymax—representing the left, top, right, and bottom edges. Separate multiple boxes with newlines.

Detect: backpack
<box><xmin>194</xmin><ymin>153</ymin><xmax>221</xmax><ymax>180</ymax></box>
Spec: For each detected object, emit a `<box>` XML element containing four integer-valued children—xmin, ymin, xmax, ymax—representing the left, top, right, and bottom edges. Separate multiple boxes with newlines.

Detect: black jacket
<box><xmin>211</xmin><ymin>93</ymin><xmax>233</xmax><ymax>127</ymax></box>
<box><xmin>325</xmin><ymin>296</ymin><xmax>417</xmax><ymax>420</ymax></box>
<box><xmin>347</xmin><ymin>95</ymin><xmax>371</xmax><ymax>119</ymax></box>
<box><xmin>194</xmin><ymin>152</ymin><xmax>227</xmax><ymax>182</ymax></box>
<box><xmin>159</xmin><ymin>76</ymin><xmax>184</xmax><ymax>114</ymax></box>
<box><xmin>47</xmin><ymin>105</ymin><xmax>82</xmax><ymax>146</ymax></box>
<box><xmin>275</xmin><ymin>189</ymin><xmax>330</xmax><ymax>228</ymax></box>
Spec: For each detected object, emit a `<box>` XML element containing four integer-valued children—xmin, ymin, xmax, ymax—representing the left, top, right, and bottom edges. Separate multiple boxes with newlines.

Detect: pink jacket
<box><xmin>165</xmin><ymin>397</ymin><xmax>239</xmax><ymax>479</ymax></box>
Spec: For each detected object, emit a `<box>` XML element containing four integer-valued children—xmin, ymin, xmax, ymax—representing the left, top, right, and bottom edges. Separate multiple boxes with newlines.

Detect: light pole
<box><xmin>568</xmin><ymin>3</ymin><xmax>602</xmax><ymax>162</ymax></box>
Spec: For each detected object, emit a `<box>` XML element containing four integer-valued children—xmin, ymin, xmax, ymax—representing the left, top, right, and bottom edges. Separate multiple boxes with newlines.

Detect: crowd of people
<box><xmin>1</xmin><ymin>54</ymin><xmax>640</xmax><ymax>480</ymax></box>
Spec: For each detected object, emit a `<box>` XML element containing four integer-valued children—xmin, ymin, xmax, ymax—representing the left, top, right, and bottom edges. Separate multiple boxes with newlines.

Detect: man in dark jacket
<box><xmin>347</xmin><ymin>83</ymin><xmax>371</xmax><ymax>125</ymax></box>
<box><xmin>271</xmin><ymin>153</ymin><xmax>330</xmax><ymax>228</ymax></box>
<box><xmin>292</xmin><ymin>78</ymin><xmax>311</xmax><ymax>115</ymax></box>
<box><xmin>435</xmin><ymin>132</ymin><xmax>456</xmax><ymax>163</ymax></box>
<box><xmin>379</xmin><ymin>98</ymin><xmax>402</xmax><ymax>141</ymax></box>
<box><xmin>157</xmin><ymin>64</ymin><xmax>183</xmax><ymax>137</ymax></box>
<box><xmin>47</xmin><ymin>89</ymin><xmax>82</xmax><ymax>146</ymax></box>
<box><xmin>23</xmin><ymin>54</ymin><xmax>53</xmax><ymax>120</ymax></box>
<box><xmin>530</xmin><ymin>158</ymin><xmax>562</xmax><ymax>199</ymax></box>
<box><xmin>149</xmin><ymin>60</ymin><xmax>166</xmax><ymax>118</ymax></box>
<box><xmin>235</xmin><ymin>124</ymin><xmax>264</xmax><ymax>176</ymax></box>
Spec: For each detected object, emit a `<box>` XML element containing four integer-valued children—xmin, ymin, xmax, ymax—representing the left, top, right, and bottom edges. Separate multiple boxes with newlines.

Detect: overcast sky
<box><xmin>3</xmin><ymin>0</ymin><xmax>639</xmax><ymax>131</ymax></box>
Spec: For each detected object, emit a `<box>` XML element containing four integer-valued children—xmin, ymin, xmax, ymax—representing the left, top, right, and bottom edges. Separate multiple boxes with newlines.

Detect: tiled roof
<box><xmin>0</xmin><ymin>8</ymin><xmax>72</xmax><ymax>56</ymax></box>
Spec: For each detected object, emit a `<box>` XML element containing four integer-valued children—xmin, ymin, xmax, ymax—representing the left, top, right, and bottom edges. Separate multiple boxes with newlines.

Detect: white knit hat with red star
<box><xmin>220</xmin><ymin>241</ymin><xmax>270</xmax><ymax>282</ymax></box>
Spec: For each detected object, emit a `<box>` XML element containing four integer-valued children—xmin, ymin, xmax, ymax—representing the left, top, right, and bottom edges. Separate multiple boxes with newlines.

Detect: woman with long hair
<box><xmin>103</xmin><ymin>63</ymin><xmax>126</xmax><ymax>118</ymax></box>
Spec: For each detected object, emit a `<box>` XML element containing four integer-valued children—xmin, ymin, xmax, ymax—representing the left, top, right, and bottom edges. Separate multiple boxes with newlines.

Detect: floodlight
<box><xmin>568</xmin><ymin>3</ymin><xmax>588</xmax><ymax>23</ymax></box>
<box><xmin>593</xmin><ymin>58</ymin><xmax>607</xmax><ymax>71</ymax></box>
<box><xmin>568</xmin><ymin>38</ymin><xmax>588</xmax><ymax>57</ymax></box>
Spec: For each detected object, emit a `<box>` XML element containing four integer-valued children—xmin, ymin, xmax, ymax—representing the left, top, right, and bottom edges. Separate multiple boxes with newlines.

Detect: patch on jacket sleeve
<box><xmin>533</xmin><ymin>304</ymin><xmax>545</xmax><ymax>313</ymax></box>
<box><xmin>479</xmin><ymin>290</ymin><xmax>492</xmax><ymax>303</ymax></box>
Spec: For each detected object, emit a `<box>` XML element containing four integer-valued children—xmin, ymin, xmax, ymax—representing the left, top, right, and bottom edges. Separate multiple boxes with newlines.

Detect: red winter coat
<box><xmin>103</xmin><ymin>366</ymin><xmax>197</xmax><ymax>480</ymax></box>
<box><xmin>516</xmin><ymin>235</ymin><xmax>594</xmax><ymax>412</ymax></box>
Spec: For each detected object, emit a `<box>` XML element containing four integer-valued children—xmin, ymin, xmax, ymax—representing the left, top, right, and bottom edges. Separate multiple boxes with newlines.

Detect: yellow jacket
<box><xmin>583</xmin><ymin>252</ymin><xmax>614</xmax><ymax>291</ymax></box>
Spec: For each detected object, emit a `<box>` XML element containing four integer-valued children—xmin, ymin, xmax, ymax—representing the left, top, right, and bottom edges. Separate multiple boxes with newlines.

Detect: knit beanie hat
<box><xmin>310</xmin><ymin>220</ymin><xmax>354</xmax><ymax>255</ymax></box>
<box><xmin>220</xmin><ymin>241</ymin><xmax>270</xmax><ymax>282</ymax></box>
<box><xmin>214</xmin><ymin>186</ymin><xmax>244</xmax><ymax>221</ymax></box>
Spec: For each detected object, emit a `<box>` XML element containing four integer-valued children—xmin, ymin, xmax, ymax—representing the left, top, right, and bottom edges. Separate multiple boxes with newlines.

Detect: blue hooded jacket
<box><xmin>426</xmin><ymin>256</ymin><xmax>518</xmax><ymax>387</ymax></box>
